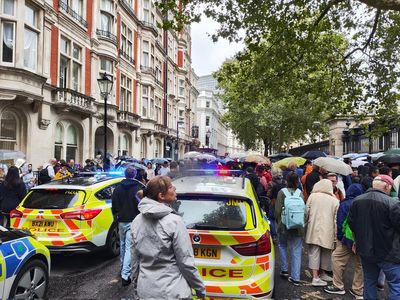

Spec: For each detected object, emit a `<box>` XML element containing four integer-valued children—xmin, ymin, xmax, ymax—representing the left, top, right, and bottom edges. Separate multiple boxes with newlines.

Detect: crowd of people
<box><xmin>1</xmin><ymin>153</ymin><xmax>400</xmax><ymax>299</ymax></box>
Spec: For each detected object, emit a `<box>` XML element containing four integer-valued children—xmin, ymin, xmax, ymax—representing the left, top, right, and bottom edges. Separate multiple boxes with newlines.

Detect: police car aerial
<box><xmin>172</xmin><ymin>171</ymin><xmax>275</xmax><ymax>299</ymax></box>
<box><xmin>0</xmin><ymin>225</ymin><xmax>50</xmax><ymax>299</ymax></box>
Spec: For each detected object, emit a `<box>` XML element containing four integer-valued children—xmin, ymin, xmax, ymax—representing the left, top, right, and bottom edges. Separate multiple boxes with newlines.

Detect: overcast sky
<box><xmin>191</xmin><ymin>17</ymin><xmax>244</xmax><ymax>77</ymax></box>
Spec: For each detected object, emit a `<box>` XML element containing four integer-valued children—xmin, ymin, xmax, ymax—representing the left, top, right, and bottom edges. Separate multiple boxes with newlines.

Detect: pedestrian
<box><xmin>111</xmin><ymin>166</ymin><xmax>143</xmax><ymax>286</ymax></box>
<box><xmin>83</xmin><ymin>159</ymin><xmax>97</xmax><ymax>172</ymax></box>
<box><xmin>324</xmin><ymin>183</ymin><xmax>364</xmax><ymax>298</ymax></box>
<box><xmin>245</xmin><ymin>167</ymin><xmax>262</xmax><ymax>196</ymax></box>
<box><xmin>145</xmin><ymin>162</ymin><xmax>155</xmax><ymax>180</ymax></box>
<box><xmin>305</xmin><ymin>179</ymin><xmax>339</xmax><ymax>287</ymax></box>
<box><xmin>159</xmin><ymin>161</ymin><xmax>170</xmax><ymax>176</ymax></box>
<box><xmin>67</xmin><ymin>159</ymin><xmax>79</xmax><ymax>173</ymax></box>
<box><xmin>327</xmin><ymin>173</ymin><xmax>345</xmax><ymax>201</ymax></box>
<box><xmin>54</xmin><ymin>163</ymin><xmax>73</xmax><ymax>180</ymax></box>
<box><xmin>21</xmin><ymin>163</ymin><xmax>36</xmax><ymax>190</ymax></box>
<box><xmin>349</xmin><ymin>174</ymin><xmax>400</xmax><ymax>300</ymax></box>
<box><xmin>38</xmin><ymin>159</ymin><xmax>56</xmax><ymax>184</ymax></box>
<box><xmin>305</xmin><ymin>164</ymin><xmax>322</xmax><ymax>198</ymax></box>
<box><xmin>0</xmin><ymin>167</ymin><xmax>5</xmax><ymax>183</ymax></box>
<box><xmin>360</xmin><ymin>166</ymin><xmax>379</xmax><ymax>191</ymax></box>
<box><xmin>275</xmin><ymin>171</ymin><xmax>305</xmax><ymax>286</ymax></box>
<box><xmin>131</xmin><ymin>176</ymin><xmax>205</xmax><ymax>299</ymax></box>
<box><xmin>0</xmin><ymin>166</ymin><xmax>27</xmax><ymax>226</ymax></box>
<box><xmin>168</xmin><ymin>161</ymin><xmax>180</xmax><ymax>179</ymax></box>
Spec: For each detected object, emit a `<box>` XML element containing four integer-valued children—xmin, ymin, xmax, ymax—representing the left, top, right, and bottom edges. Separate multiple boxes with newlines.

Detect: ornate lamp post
<box><xmin>97</xmin><ymin>72</ymin><xmax>113</xmax><ymax>167</ymax></box>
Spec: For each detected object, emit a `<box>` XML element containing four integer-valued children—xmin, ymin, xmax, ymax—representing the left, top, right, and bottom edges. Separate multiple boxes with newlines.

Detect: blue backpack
<box><xmin>281</xmin><ymin>188</ymin><xmax>305</xmax><ymax>229</ymax></box>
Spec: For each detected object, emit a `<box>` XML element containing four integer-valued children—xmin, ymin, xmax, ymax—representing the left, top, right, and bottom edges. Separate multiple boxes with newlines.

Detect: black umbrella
<box><xmin>301</xmin><ymin>151</ymin><xmax>327</xmax><ymax>160</ymax></box>
<box><xmin>377</xmin><ymin>154</ymin><xmax>400</xmax><ymax>165</ymax></box>
<box><xmin>268</xmin><ymin>153</ymin><xmax>293</xmax><ymax>162</ymax></box>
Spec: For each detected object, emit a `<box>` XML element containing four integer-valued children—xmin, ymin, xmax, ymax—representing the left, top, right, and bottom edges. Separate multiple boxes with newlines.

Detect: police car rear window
<box><xmin>173</xmin><ymin>197</ymin><xmax>253</xmax><ymax>231</ymax></box>
<box><xmin>23</xmin><ymin>189</ymin><xmax>85</xmax><ymax>209</ymax></box>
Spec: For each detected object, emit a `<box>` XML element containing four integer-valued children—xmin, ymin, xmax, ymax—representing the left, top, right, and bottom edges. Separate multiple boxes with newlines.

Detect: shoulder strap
<box><xmin>282</xmin><ymin>188</ymin><xmax>290</xmax><ymax>197</ymax></box>
<box><xmin>293</xmin><ymin>189</ymin><xmax>302</xmax><ymax>198</ymax></box>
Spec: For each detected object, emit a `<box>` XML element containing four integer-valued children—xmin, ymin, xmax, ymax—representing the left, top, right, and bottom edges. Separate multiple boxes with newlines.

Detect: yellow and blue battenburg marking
<box><xmin>0</xmin><ymin>237</ymin><xmax>36</xmax><ymax>279</ymax></box>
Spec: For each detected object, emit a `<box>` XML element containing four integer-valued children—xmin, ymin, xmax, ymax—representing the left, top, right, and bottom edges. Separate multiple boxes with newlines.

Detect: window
<box><xmin>118</xmin><ymin>134</ymin><xmax>129</xmax><ymax>156</ymax></box>
<box><xmin>140</xmin><ymin>136</ymin><xmax>147</xmax><ymax>158</ymax></box>
<box><xmin>151</xmin><ymin>44</ymin><xmax>154</xmax><ymax>68</ymax></box>
<box><xmin>142</xmin><ymin>0</ymin><xmax>150</xmax><ymax>22</ymax></box>
<box><xmin>155</xmin><ymin>96</ymin><xmax>162</xmax><ymax>123</ymax></box>
<box><xmin>142</xmin><ymin>85</ymin><xmax>148</xmax><ymax>117</ymax></box>
<box><xmin>121</xmin><ymin>22</ymin><xmax>133</xmax><ymax>62</ymax></box>
<box><xmin>155</xmin><ymin>58</ymin><xmax>162</xmax><ymax>82</ymax></box>
<box><xmin>24</xmin><ymin>4</ymin><xmax>39</xmax><ymax>70</ymax></box>
<box><xmin>55</xmin><ymin>122</ymin><xmax>80</xmax><ymax>161</ymax></box>
<box><xmin>206</xmin><ymin>101</ymin><xmax>210</xmax><ymax>108</ymax></box>
<box><xmin>1</xmin><ymin>22</ymin><xmax>14</xmax><ymax>63</ymax></box>
<box><xmin>71</xmin><ymin>0</ymin><xmax>83</xmax><ymax>16</ymax></box>
<box><xmin>54</xmin><ymin>123</ymin><xmax>63</xmax><ymax>160</ymax></box>
<box><xmin>66</xmin><ymin>125</ymin><xmax>77</xmax><ymax>161</ymax></box>
<box><xmin>179</xmin><ymin>79</ymin><xmax>185</xmax><ymax>97</ymax></box>
<box><xmin>100</xmin><ymin>0</ymin><xmax>113</xmax><ymax>32</ymax></box>
<box><xmin>100</xmin><ymin>57</ymin><xmax>113</xmax><ymax>73</ymax></box>
<box><xmin>0</xmin><ymin>110</ymin><xmax>17</xmax><ymax>150</ymax></box>
<box><xmin>206</xmin><ymin>116</ymin><xmax>210</xmax><ymax>126</ymax></box>
<box><xmin>3</xmin><ymin>0</ymin><xmax>15</xmax><ymax>16</ymax></box>
<box><xmin>154</xmin><ymin>139</ymin><xmax>161</xmax><ymax>158</ymax></box>
<box><xmin>59</xmin><ymin>36</ymin><xmax>82</xmax><ymax>91</ymax></box>
<box><xmin>142</xmin><ymin>40</ymin><xmax>149</xmax><ymax>67</ymax></box>
<box><xmin>120</xmin><ymin>74</ymin><xmax>132</xmax><ymax>111</ymax></box>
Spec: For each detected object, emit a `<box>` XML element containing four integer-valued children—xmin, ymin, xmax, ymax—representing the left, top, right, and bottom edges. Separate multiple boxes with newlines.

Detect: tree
<box><xmin>157</xmin><ymin>0</ymin><xmax>400</xmax><ymax>129</ymax></box>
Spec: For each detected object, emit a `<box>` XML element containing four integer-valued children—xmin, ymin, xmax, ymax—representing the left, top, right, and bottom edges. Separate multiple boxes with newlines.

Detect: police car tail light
<box><xmin>10</xmin><ymin>209</ymin><xmax>23</xmax><ymax>218</ymax></box>
<box><xmin>231</xmin><ymin>232</ymin><xmax>271</xmax><ymax>256</ymax></box>
<box><xmin>61</xmin><ymin>209</ymin><xmax>102</xmax><ymax>220</ymax></box>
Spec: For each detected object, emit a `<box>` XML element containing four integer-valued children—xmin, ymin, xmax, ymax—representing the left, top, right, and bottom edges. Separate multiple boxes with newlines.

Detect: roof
<box><xmin>173</xmin><ymin>176</ymin><xmax>250</xmax><ymax>198</ymax></box>
<box><xmin>31</xmin><ymin>176</ymin><xmax>124</xmax><ymax>190</ymax></box>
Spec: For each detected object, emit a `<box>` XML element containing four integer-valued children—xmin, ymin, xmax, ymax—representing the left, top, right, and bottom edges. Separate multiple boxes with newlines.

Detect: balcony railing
<box><xmin>53</xmin><ymin>88</ymin><xmax>94</xmax><ymax>114</ymax></box>
<box><xmin>59</xmin><ymin>0</ymin><xmax>88</xmax><ymax>28</ymax></box>
<box><xmin>141</xmin><ymin>21</ymin><xmax>158</xmax><ymax>36</ymax></box>
<box><xmin>119</xmin><ymin>0</ymin><xmax>139</xmax><ymax>23</ymax></box>
<box><xmin>117</xmin><ymin>111</ymin><xmax>140</xmax><ymax>128</ymax></box>
<box><xmin>140</xmin><ymin>65</ymin><xmax>156</xmax><ymax>76</ymax></box>
<box><xmin>96</xmin><ymin>29</ymin><xmax>118</xmax><ymax>46</ymax></box>
<box><xmin>155</xmin><ymin>123</ymin><xmax>168</xmax><ymax>135</ymax></box>
<box><xmin>155</xmin><ymin>78</ymin><xmax>163</xmax><ymax>87</ymax></box>
<box><xmin>119</xmin><ymin>49</ymin><xmax>135</xmax><ymax>65</ymax></box>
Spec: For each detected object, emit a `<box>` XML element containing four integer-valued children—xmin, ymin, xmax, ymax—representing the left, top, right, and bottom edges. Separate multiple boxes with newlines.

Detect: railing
<box><xmin>117</xmin><ymin>111</ymin><xmax>140</xmax><ymax>126</ymax></box>
<box><xmin>119</xmin><ymin>0</ymin><xmax>139</xmax><ymax>22</ymax></box>
<box><xmin>119</xmin><ymin>49</ymin><xmax>135</xmax><ymax>65</ymax></box>
<box><xmin>141</xmin><ymin>21</ymin><xmax>158</xmax><ymax>35</ymax></box>
<box><xmin>155</xmin><ymin>78</ymin><xmax>163</xmax><ymax>86</ymax></box>
<box><xmin>96</xmin><ymin>29</ymin><xmax>118</xmax><ymax>46</ymax></box>
<box><xmin>54</xmin><ymin>88</ymin><xmax>94</xmax><ymax>110</ymax></box>
<box><xmin>155</xmin><ymin>124</ymin><xmax>168</xmax><ymax>135</ymax></box>
<box><xmin>140</xmin><ymin>65</ymin><xmax>156</xmax><ymax>76</ymax></box>
<box><xmin>59</xmin><ymin>0</ymin><xmax>88</xmax><ymax>28</ymax></box>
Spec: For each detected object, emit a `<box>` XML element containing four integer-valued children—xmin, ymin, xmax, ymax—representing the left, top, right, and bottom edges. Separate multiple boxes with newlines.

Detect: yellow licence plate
<box><xmin>31</xmin><ymin>220</ymin><xmax>56</xmax><ymax>228</ymax></box>
<box><xmin>193</xmin><ymin>247</ymin><xmax>221</xmax><ymax>259</ymax></box>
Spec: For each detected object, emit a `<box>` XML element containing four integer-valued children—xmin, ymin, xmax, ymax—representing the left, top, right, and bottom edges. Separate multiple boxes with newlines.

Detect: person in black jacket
<box><xmin>0</xmin><ymin>166</ymin><xmax>26</xmax><ymax>226</ymax></box>
<box><xmin>111</xmin><ymin>167</ymin><xmax>143</xmax><ymax>286</ymax></box>
<box><xmin>349</xmin><ymin>175</ymin><xmax>400</xmax><ymax>300</ymax></box>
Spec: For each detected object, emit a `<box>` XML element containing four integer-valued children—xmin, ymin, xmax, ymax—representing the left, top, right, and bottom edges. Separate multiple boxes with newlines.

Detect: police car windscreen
<box><xmin>23</xmin><ymin>189</ymin><xmax>84</xmax><ymax>209</ymax></box>
<box><xmin>173</xmin><ymin>197</ymin><xmax>249</xmax><ymax>230</ymax></box>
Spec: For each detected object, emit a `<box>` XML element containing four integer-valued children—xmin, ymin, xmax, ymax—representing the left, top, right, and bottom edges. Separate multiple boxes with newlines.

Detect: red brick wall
<box><xmin>116</xmin><ymin>69</ymin><xmax>121</xmax><ymax>108</ymax></box>
<box><xmin>85</xmin><ymin>48</ymin><xmax>91</xmax><ymax>96</ymax></box>
<box><xmin>177</xmin><ymin>49</ymin><xmax>183</xmax><ymax>68</ymax></box>
<box><xmin>50</xmin><ymin>25</ymin><xmax>59</xmax><ymax>86</ymax></box>
<box><xmin>86</xmin><ymin>0</ymin><xmax>93</xmax><ymax>37</ymax></box>
<box><xmin>134</xmin><ymin>0</ymin><xmax>138</xmax><ymax>15</ymax></box>
<box><xmin>53</xmin><ymin>0</ymin><xmax>59</xmax><ymax>12</ymax></box>
<box><xmin>117</xmin><ymin>14</ymin><xmax>121</xmax><ymax>52</ymax></box>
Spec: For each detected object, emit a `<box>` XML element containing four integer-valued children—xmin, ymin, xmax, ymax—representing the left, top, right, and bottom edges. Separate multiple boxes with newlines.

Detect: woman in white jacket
<box><xmin>131</xmin><ymin>176</ymin><xmax>205</xmax><ymax>300</ymax></box>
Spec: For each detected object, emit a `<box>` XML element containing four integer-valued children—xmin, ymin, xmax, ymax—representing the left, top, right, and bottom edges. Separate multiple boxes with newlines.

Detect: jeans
<box><xmin>361</xmin><ymin>257</ymin><xmax>400</xmax><ymax>300</ymax></box>
<box><xmin>268</xmin><ymin>203</ymin><xmax>277</xmax><ymax>240</ymax></box>
<box><xmin>278</xmin><ymin>231</ymin><xmax>302</xmax><ymax>281</ymax></box>
<box><xmin>378</xmin><ymin>269</ymin><xmax>386</xmax><ymax>286</ymax></box>
<box><xmin>119</xmin><ymin>222</ymin><xmax>133</xmax><ymax>281</ymax></box>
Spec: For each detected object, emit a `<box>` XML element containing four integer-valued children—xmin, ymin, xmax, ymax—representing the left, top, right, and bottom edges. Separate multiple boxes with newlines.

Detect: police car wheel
<box><xmin>105</xmin><ymin>223</ymin><xmax>120</xmax><ymax>257</ymax></box>
<box><xmin>10</xmin><ymin>259</ymin><xmax>48</xmax><ymax>300</ymax></box>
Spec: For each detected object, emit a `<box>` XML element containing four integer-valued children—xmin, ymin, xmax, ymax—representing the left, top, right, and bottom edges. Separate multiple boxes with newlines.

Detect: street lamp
<box><xmin>312</xmin><ymin>121</ymin><xmax>321</xmax><ymax>143</ymax></box>
<box><xmin>206</xmin><ymin>129</ymin><xmax>211</xmax><ymax>147</ymax></box>
<box><xmin>97</xmin><ymin>72</ymin><xmax>113</xmax><ymax>169</ymax></box>
<box><xmin>176</xmin><ymin>120</ymin><xmax>184</xmax><ymax>160</ymax></box>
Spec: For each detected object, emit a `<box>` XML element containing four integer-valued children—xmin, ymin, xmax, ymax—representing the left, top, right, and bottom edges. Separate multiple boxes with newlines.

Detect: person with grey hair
<box><xmin>349</xmin><ymin>174</ymin><xmax>400</xmax><ymax>299</ymax></box>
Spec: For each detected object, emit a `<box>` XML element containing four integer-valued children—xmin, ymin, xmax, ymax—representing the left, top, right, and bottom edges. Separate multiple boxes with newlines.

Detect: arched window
<box><xmin>66</xmin><ymin>125</ymin><xmax>77</xmax><ymax>161</ymax></box>
<box><xmin>154</xmin><ymin>139</ymin><xmax>161</xmax><ymax>158</ymax></box>
<box><xmin>0</xmin><ymin>110</ymin><xmax>17</xmax><ymax>150</ymax></box>
<box><xmin>140</xmin><ymin>136</ymin><xmax>147</xmax><ymax>159</ymax></box>
<box><xmin>118</xmin><ymin>134</ymin><xmax>129</xmax><ymax>156</ymax></box>
<box><xmin>54</xmin><ymin>123</ymin><xmax>63</xmax><ymax>160</ymax></box>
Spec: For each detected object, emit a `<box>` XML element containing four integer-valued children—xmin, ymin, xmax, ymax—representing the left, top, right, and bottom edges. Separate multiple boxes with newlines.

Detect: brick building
<box><xmin>0</xmin><ymin>0</ymin><xmax>196</xmax><ymax>166</ymax></box>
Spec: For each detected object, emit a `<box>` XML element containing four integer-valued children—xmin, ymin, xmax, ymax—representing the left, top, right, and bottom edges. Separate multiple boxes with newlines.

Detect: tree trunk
<box><xmin>357</xmin><ymin>0</ymin><xmax>400</xmax><ymax>11</ymax></box>
<box><xmin>263</xmin><ymin>139</ymin><xmax>269</xmax><ymax>156</ymax></box>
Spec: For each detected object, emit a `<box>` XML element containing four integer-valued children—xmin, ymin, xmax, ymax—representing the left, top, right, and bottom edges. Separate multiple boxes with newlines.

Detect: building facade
<box><xmin>195</xmin><ymin>75</ymin><xmax>244</xmax><ymax>156</ymax></box>
<box><xmin>0</xmin><ymin>0</ymin><xmax>196</xmax><ymax>167</ymax></box>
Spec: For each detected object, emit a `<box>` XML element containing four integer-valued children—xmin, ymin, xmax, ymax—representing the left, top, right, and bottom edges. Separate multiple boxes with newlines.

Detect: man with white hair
<box><xmin>349</xmin><ymin>175</ymin><xmax>400</xmax><ymax>300</ymax></box>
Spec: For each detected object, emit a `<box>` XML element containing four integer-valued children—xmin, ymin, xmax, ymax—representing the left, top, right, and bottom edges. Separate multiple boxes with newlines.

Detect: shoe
<box><xmin>320</xmin><ymin>273</ymin><xmax>333</xmax><ymax>282</ymax></box>
<box><xmin>312</xmin><ymin>277</ymin><xmax>328</xmax><ymax>287</ymax></box>
<box><xmin>349</xmin><ymin>289</ymin><xmax>363</xmax><ymax>299</ymax></box>
<box><xmin>377</xmin><ymin>284</ymin><xmax>384</xmax><ymax>292</ymax></box>
<box><xmin>324</xmin><ymin>284</ymin><xmax>345</xmax><ymax>295</ymax></box>
<box><xmin>288</xmin><ymin>277</ymin><xmax>301</xmax><ymax>286</ymax></box>
<box><xmin>280</xmin><ymin>271</ymin><xmax>289</xmax><ymax>279</ymax></box>
<box><xmin>122</xmin><ymin>277</ymin><xmax>131</xmax><ymax>286</ymax></box>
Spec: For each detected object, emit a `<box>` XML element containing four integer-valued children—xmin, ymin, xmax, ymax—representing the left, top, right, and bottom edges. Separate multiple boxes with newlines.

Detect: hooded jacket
<box><xmin>349</xmin><ymin>188</ymin><xmax>400</xmax><ymax>263</ymax></box>
<box><xmin>131</xmin><ymin>197</ymin><xmax>205</xmax><ymax>300</ymax></box>
<box><xmin>305</xmin><ymin>179</ymin><xmax>339</xmax><ymax>250</ymax></box>
<box><xmin>336</xmin><ymin>183</ymin><xmax>364</xmax><ymax>249</ymax></box>
<box><xmin>111</xmin><ymin>179</ymin><xmax>143</xmax><ymax>223</ymax></box>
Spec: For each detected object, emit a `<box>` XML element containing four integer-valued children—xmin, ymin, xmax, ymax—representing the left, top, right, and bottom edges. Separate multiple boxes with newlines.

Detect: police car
<box><xmin>172</xmin><ymin>173</ymin><xmax>275</xmax><ymax>299</ymax></box>
<box><xmin>0</xmin><ymin>225</ymin><xmax>50</xmax><ymax>299</ymax></box>
<box><xmin>10</xmin><ymin>174</ymin><xmax>144</xmax><ymax>255</ymax></box>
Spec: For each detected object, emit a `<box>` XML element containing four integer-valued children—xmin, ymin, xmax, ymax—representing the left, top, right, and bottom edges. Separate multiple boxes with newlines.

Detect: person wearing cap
<box><xmin>349</xmin><ymin>174</ymin><xmax>400</xmax><ymax>300</ymax></box>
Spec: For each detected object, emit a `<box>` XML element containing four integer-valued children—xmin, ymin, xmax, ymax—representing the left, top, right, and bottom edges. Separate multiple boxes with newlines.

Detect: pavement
<box><xmin>48</xmin><ymin>243</ymin><xmax>388</xmax><ymax>299</ymax></box>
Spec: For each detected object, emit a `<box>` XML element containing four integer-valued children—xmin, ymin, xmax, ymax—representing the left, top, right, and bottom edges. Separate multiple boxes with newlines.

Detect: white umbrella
<box><xmin>0</xmin><ymin>150</ymin><xmax>25</xmax><ymax>161</ymax></box>
<box><xmin>313</xmin><ymin>157</ymin><xmax>353</xmax><ymax>176</ymax></box>
<box><xmin>195</xmin><ymin>153</ymin><xmax>216</xmax><ymax>161</ymax></box>
<box><xmin>231</xmin><ymin>152</ymin><xmax>247</xmax><ymax>159</ymax></box>
<box><xmin>183</xmin><ymin>151</ymin><xmax>201</xmax><ymax>159</ymax></box>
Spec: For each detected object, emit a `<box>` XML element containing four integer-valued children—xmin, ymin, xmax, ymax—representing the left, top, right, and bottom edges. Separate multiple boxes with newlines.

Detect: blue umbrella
<box><xmin>152</xmin><ymin>158</ymin><xmax>169</xmax><ymax>164</ymax></box>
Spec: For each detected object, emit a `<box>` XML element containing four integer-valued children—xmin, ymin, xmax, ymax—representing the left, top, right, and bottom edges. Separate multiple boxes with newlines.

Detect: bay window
<box><xmin>24</xmin><ymin>4</ymin><xmax>39</xmax><ymax>71</ymax></box>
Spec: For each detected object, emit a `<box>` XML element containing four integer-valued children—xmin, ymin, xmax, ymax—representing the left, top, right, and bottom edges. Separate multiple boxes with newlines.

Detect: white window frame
<box><xmin>142</xmin><ymin>40</ymin><xmax>149</xmax><ymax>67</ymax></box>
<box><xmin>24</xmin><ymin>3</ymin><xmax>40</xmax><ymax>71</ymax></box>
<box><xmin>59</xmin><ymin>36</ymin><xmax>82</xmax><ymax>91</ymax></box>
<box><xmin>142</xmin><ymin>85</ymin><xmax>148</xmax><ymax>117</ymax></box>
<box><xmin>121</xmin><ymin>22</ymin><xmax>133</xmax><ymax>63</ymax></box>
<box><xmin>120</xmin><ymin>73</ymin><xmax>132</xmax><ymax>112</ymax></box>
